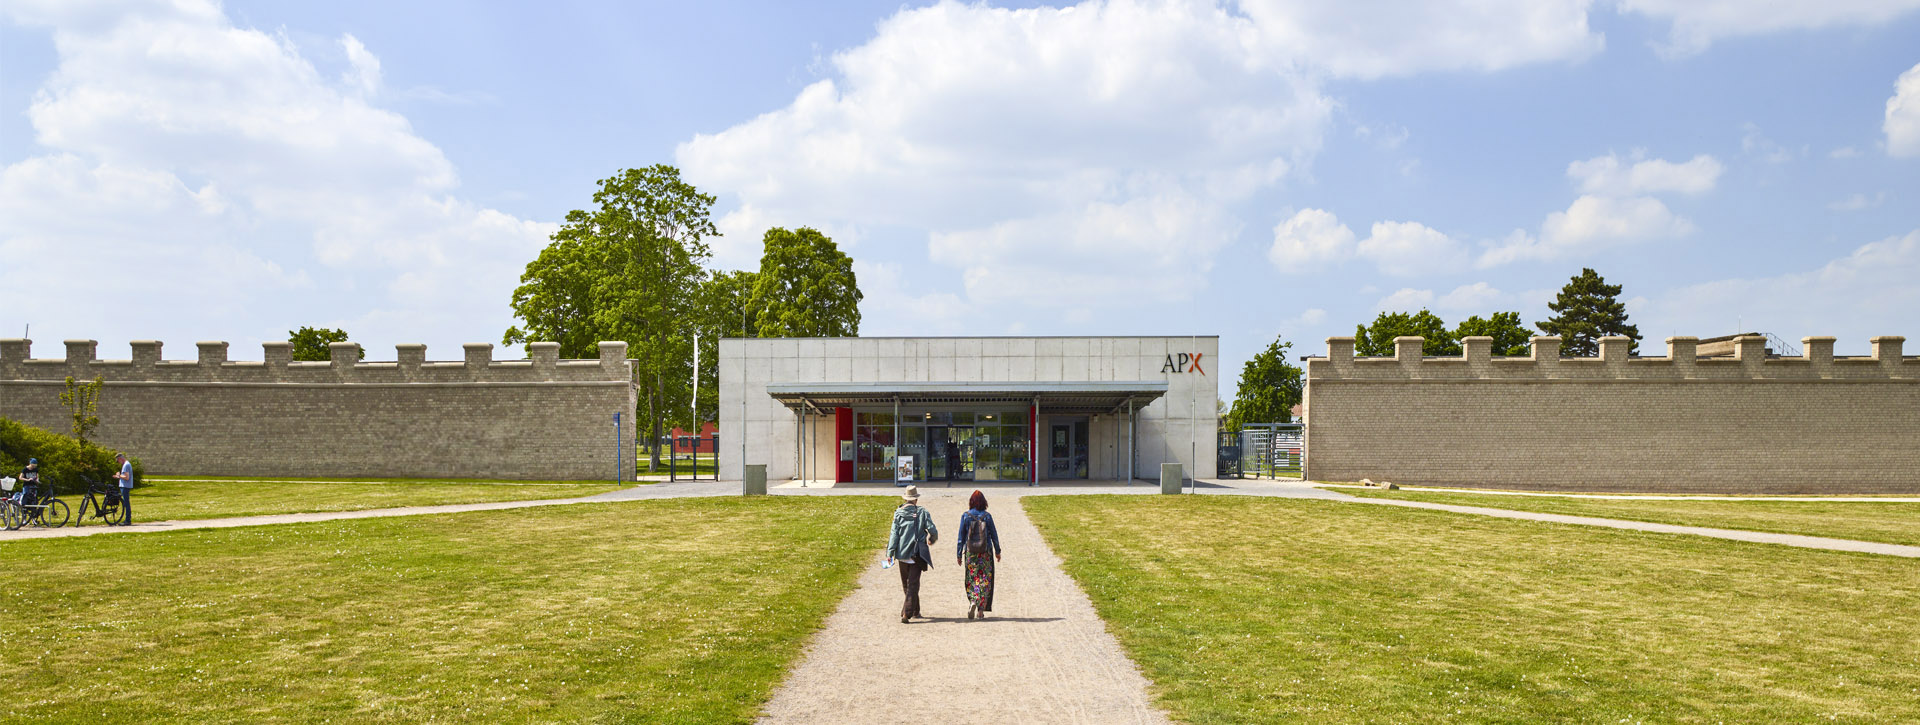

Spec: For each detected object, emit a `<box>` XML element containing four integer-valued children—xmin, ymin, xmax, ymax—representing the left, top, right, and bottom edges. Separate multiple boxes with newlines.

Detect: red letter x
<box><xmin>1189</xmin><ymin>352</ymin><xmax>1204</xmax><ymax>374</ymax></box>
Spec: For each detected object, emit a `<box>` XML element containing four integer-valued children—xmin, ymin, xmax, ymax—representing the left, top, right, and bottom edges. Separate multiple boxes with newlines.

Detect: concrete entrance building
<box><xmin>718</xmin><ymin>336</ymin><xmax>1218</xmax><ymax>484</ymax></box>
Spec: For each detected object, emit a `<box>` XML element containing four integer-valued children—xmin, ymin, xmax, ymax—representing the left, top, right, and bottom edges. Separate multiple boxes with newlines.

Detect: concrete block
<box><xmin>744</xmin><ymin>464</ymin><xmax>767</xmax><ymax>496</ymax></box>
<box><xmin>1161</xmin><ymin>462</ymin><xmax>1183</xmax><ymax>494</ymax></box>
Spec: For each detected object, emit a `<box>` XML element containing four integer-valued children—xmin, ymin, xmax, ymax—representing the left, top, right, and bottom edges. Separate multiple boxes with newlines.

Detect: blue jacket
<box><xmin>887</xmin><ymin>504</ymin><xmax>937</xmax><ymax>565</ymax></box>
<box><xmin>955</xmin><ymin>509</ymin><xmax>1001</xmax><ymax>558</ymax></box>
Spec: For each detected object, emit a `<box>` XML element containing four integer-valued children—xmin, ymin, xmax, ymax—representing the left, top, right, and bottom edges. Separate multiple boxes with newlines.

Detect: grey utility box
<box><xmin>1160</xmin><ymin>463</ymin><xmax>1184</xmax><ymax>494</ymax></box>
<box><xmin>744</xmin><ymin>464</ymin><xmax>767</xmax><ymax>496</ymax></box>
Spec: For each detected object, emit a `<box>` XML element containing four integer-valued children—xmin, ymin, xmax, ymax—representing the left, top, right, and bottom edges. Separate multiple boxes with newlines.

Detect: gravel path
<box><xmin>757</xmin><ymin>488</ymin><xmax>1170</xmax><ymax>725</ymax></box>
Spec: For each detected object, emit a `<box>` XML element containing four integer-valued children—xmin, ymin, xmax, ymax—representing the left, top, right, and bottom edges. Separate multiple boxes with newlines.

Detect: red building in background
<box><xmin>668</xmin><ymin>423</ymin><xmax>718</xmax><ymax>453</ymax></box>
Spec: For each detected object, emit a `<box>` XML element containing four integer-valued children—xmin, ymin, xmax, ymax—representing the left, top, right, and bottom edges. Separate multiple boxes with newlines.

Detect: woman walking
<box><xmin>955</xmin><ymin>490</ymin><xmax>1002</xmax><ymax>620</ymax></box>
<box><xmin>885</xmin><ymin>486</ymin><xmax>938</xmax><ymax>623</ymax></box>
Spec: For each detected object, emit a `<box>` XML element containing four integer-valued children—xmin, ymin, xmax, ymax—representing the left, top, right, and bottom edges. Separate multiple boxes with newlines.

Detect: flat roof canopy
<box><xmin>765</xmin><ymin>381</ymin><xmax>1168</xmax><ymax>416</ymax></box>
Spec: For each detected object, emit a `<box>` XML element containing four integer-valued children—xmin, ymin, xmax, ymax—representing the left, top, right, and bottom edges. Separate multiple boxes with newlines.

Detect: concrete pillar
<box><xmin>744</xmin><ymin>464</ymin><xmax>767</xmax><ymax>496</ymax></box>
<box><xmin>1598</xmin><ymin>336</ymin><xmax>1631</xmax><ymax>364</ymax></box>
<box><xmin>1160</xmin><ymin>462</ymin><xmax>1183</xmax><ymax>495</ymax></box>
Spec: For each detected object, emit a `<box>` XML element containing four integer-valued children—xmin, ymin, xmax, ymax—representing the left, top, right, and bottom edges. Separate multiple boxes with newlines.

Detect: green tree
<box><xmin>288</xmin><ymin>327</ymin><xmax>350</xmax><ymax>362</ymax></box>
<box><xmin>1453</xmin><ymin>312</ymin><xmax>1533</xmax><ymax>356</ymax></box>
<box><xmin>504</xmin><ymin>165</ymin><xmax>718</xmax><ymax>471</ymax></box>
<box><xmin>687</xmin><ymin>269</ymin><xmax>759</xmax><ymax>425</ymax></box>
<box><xmin>1225</xmin><ymin>335</ymin><xmax>1303</xmax><ymax>431</ymax></box>
<box><xmin>1354</xmin><ymin>309</ymin><xmax>1458</xmax><ymax>357</ymax></box>
<box><xmin>749</xmin><ymin>227</ymin><xmax>861</xmax><ymax>337</ymax></box>
<box><xmin>1537</xmin><ymin>268</ymin><xmax>1641</xmax><ymax>356</ymax></box>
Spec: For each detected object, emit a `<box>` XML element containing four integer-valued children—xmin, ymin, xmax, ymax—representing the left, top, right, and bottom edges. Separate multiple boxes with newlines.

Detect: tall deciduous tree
<box><xmin>1354</xmin><ymin>309</ymin><xmax>1458</xmax><ymax>356</ymax></box>
<box><xmin>288</xmin><ymin>327</ymin><xmax>349</xmax><ymax>361</ymax></box>
<box><xmin>505</xmin><ymin>165</ymin><xmax>717</xmax><ymax>471</ymax></box>
<box><xmin>1537</xmin><ymin>268</ymin><xmax>1640</xmax><ymax>356</ymax></box>
<box><xmin>1225</xmin><ymin>335</ymin><xmax>1303</xmax><ymax>431</ymax></box>
<box><xmin>749</xmin><ymin>227</ymin><xmax>861</xmax><ymax>338</ymax></box>
<box><xmin>688</xmin><ymin>269</ymin><xmax>759</xmax><ymax>425</ymax></box>
<box><xmin>1453</xmin><ymin>312</ymin><xmax>1533</xmax><ymax>356</ymax></box>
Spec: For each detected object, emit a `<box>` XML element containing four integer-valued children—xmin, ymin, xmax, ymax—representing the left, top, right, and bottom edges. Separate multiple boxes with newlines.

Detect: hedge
<box><xmin>0</xmin><ymin>418</ymin><xmax>144</xmax><ymax>495</ymax></box>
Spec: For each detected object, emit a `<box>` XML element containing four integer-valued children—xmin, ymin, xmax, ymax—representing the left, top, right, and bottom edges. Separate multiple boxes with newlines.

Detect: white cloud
<box><xmin>1829</xmin><ymin>146</ymin><xmax>1861</xmax><ymax>159</ymax></box>
<box><xmin>1740</xmin><ymin>123</ymin><xmax>1796</xmax><ymax>164</ymax></box>
<box><xmin>1827</xmin><ymin>192</ymin><xmax>1887</xmax><ymax>212</ymax></box>
<box><xmin>340</xmin><ymin>34</ymin><xmax>381</xmax><ymax>96</ymax></box>
<box><xmin>1640</xmin><ymin>230</ymin><xmax>1920</xmax><ymax>347</ymax></box>
<box><xmin>1887</xmin><ymin>61</ymin><xmax>1920</xmax><ymax>158</ymax></box>
<box><xmin>1435</xmin><ymin>282</ymin><xmax>1504</xmax><ymax>312</ymax></box>
<box><xmin>1480</xmin><ymin>196</ymin><xmax>1693</xmax><ymax>266</ymax></box>
<box><xmin>1268</xmin><ymin>208</ymin><xmax>1354</xmax><ymax>272</ymax></box>
<box><xmin>1374</xmin><ymin>288</ymin><xmax>1436</xmax><ymax>312</ymax></box>
<box><xmin>679</xmin><ymin>0</ymin><xmax>1330</xmax><ymax>315</ymax></box>
<box><xmin>0</xmin><ymin>0</ymin><xmax>553</xmax><ymax>354</ymax></box>
<box><xmin>1567</xmin><ymin>152</ymin><xmax>1723</xmax><ymax>196</ymax></box>
<box><xmin>1618</xmin><ymin>0</ymin><xmax>1920</xmax><ymax>56</ymax></box>
<box><xmin>1356</xmin><ymin>220</ymin><xmax>1468</xmax><ymax>277</ymax></box>
<box><xmin>852</xmin><ymin>260</ymin><xmax>973</xmax><ymax>336</ymax></box>
<box><xmin>1237</xmin><ymin>0</ymin><xmax>1603</xmax><ymax>79</ymax></box>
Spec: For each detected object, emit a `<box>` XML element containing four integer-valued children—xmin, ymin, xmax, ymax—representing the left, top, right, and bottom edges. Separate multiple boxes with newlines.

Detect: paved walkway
<box><xmin>757</xmin><ymin>488</ymin><xmax>1169</xmax><ymax>725</ymax></box>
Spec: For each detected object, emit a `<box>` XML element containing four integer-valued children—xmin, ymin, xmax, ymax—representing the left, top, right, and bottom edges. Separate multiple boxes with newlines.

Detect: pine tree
<box><xmin>1537</xmin><ymin>268</ymin><xmax>1640</xmax><ymax>356</ymax></box>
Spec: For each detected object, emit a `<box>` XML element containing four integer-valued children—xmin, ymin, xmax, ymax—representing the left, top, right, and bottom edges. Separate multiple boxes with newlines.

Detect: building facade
<box><xmin>719</xmin><ymin>336</ymin><xmax>1218</xmax><ymax>483</ymax></box>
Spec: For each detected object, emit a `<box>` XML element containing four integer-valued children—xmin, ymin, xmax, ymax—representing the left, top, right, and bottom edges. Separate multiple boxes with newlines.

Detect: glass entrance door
<box><xmin>927</xmin><ymin>426</ymin><xmax>975</xmax><ymax>482</ymax></box>
<box><xmin>1048</xmin><ymin>419</ymin><xmax>1090</xmax><ymax>479</ymax></box>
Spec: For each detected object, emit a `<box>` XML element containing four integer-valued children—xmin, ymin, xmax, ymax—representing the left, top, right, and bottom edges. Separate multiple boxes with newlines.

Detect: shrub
<box><xmin>0</xmin><ymin>417</ymin><xmax>143</xmax><ymax>495</ymax></box>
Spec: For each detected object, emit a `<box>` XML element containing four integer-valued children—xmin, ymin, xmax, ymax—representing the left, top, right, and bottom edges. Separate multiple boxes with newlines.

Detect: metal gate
<box><xmin>667</xmin><ymin>432</ymin><xmax>719</xmax><ymax>482</ymax></box>
<box><xmin>1237</xmin><ymin>423</ymin><xmax>1302</xmax><ymax>479</ymax></box>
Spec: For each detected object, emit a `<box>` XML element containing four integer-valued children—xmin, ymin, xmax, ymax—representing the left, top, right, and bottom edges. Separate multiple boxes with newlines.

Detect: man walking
<box><xmin>112</xmin><ymin>453</ymin><xmax>133</xmax><ymax>525</ymax></box>
<box><xmin>885</xmin><ymin>486</ymin><xmax>937</xmax><ymax>623</ymax></box>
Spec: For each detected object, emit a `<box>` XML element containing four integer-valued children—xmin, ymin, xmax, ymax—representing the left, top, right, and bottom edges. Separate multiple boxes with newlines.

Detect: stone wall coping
<box><xmin>0</xmin><ymin>339</ymin><xmax>631</xmax><ymax>383</ymax></box>
<box><xmin>1309</xmin><ymin>335</ymin><xmax>1917</xmax><ymax>381</ymax></box>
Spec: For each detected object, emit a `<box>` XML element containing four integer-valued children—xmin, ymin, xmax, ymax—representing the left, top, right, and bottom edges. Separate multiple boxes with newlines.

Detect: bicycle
<box><xmin>1</xmin><ymin>476</ymin><xmax>68</xmax><ymax>530</ymax></box>
<box><xmin>75</xmin><ymin>477</ymin><xmax>127</xmax><ymax>527</ymax></box>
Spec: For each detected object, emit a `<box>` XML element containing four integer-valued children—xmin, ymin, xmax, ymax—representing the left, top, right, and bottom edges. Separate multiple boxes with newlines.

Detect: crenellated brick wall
<box><xmin>1303</xmin><ymin>334</ymin><xmax>1919</xmax><ymax>493</ymax></box>
<box><xmin>0</xmin><ymin>339</ymin><xmax>637</xmax><ymax>481</ymax></box>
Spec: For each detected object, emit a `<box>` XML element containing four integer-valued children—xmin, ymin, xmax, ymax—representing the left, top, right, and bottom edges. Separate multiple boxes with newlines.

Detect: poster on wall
<box><xmin>839</xmin><ymin>441</ymin><xmax>854</xmax><ymax>461</ymax></box>
<box><xmin>896</xmin><ymin>455</ymin><xmax>915</xmax><ymax>483</ymax></box>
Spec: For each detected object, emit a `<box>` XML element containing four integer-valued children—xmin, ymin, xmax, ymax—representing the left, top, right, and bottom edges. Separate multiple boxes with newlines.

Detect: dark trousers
<box><xmin>116</xmin><ymin>488</ymin><xmax>131</xmax><ymax>524</ymax></box>
<box><xmin>898</xmin><ymin>560</ymin><xmax>925</xmax><ymax>619</ymax></box>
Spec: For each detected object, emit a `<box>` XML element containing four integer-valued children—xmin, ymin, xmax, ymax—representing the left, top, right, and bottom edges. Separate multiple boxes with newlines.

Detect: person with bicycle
<box><xmin>112</xmin><ymin>453</ymin><xmax>133</xmax><ymax>525</ymax></box>
<box><xmin>13</xmin><ymin>458</ymin><xmax>40</xmax><ymax>509</ymax></box>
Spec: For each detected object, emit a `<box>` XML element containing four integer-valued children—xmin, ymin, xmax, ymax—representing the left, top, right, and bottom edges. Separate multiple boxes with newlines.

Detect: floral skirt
<box><xmin>964</xmin><ymin>551</ymin><xmax>994</xmax><ymax>612</ymax></box>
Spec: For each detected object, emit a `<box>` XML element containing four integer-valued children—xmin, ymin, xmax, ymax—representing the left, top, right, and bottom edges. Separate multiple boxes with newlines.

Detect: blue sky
<box><xmin>3</xmin><ymin>0</ymin><xmax>1918</xmax><ymax>382</ymax></box>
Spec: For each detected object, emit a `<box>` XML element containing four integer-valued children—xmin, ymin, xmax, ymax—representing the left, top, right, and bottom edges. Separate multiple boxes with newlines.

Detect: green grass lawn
<box><xmin>1337</xmin><ymin>488</ymin><xmax>1920</xmax><ymax>546</ymax></box>
<box><xmin>0</xmin><ymin>496</ymin><xmax>889</xmax><ymax>723</ymax></box>
<box><xmin>63</xmin><ymin>478</ymin><xmax>631</xmax><ymax>524</ymax></box>
<box><xmin>1024</xmin><ymin>495</ymin><xmax>1920</xmax><ymax>723</ymax></box>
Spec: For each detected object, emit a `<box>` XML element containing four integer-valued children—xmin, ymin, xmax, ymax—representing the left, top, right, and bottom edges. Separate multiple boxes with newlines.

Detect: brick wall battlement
<box><xmin>1303</xmin><ymin>334</ymin><xmax>1920</xmax><ymax>494</ymax></box>
<box><xmin>0</xmin><ymin>339</ymin><xmax>636</xmax><ymax>480</ymax></box>
<box><xmin>0</xmin><ymin>339</ymin><xmax>630</xmax><ymax>385</ymax></box>
<box><xmin>1308</xmin><ymin>335</ymin><xmax>1914</xmax><ymax>382</ymax></box>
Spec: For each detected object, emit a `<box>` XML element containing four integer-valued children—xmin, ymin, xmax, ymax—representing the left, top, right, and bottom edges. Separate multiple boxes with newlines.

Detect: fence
<box><xmin>1237</xmin><ymin>423</ymin><xmax>1302</xmax><ymax>479</ymax></box>
<box><xmin>663</xmin><ymin>433</ymin><xmax>719</xmax><ymax>482</ymax></box>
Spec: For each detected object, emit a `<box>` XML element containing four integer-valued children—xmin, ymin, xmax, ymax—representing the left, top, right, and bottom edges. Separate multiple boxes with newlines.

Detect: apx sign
<box><xmin>1160</xmin><ymin>352</ymin><xmax>1204</xmax><ymax>375</ymax></box>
